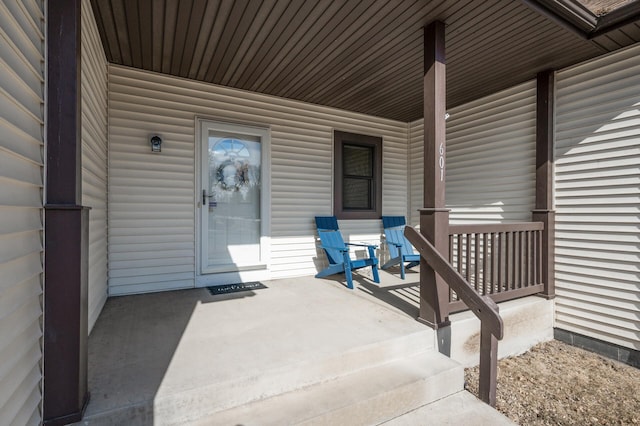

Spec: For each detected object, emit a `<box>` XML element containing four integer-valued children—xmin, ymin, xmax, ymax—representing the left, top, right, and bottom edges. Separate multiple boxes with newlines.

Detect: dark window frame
<box><xmin>333</xmin><ymin>130</ymin><xmax>382</xmax><ymax>220</ymax></box>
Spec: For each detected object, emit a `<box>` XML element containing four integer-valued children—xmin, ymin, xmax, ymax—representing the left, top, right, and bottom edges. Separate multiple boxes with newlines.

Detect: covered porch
<box><xmin>38</xmin><ymin>0</ymin><xmax>640</xmax><ymax>424</ymax></box>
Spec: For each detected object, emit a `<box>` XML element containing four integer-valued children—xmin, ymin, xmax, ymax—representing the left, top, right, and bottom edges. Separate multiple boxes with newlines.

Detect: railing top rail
<box><xmin>449</xmin><ymin>221</ymin><xmax>544</xmax><ymax>235</ymax></box>
<box><xmin>404</xmin><ymin>226</ymin><xmax>504</xmax><ymax>339</ymax></box>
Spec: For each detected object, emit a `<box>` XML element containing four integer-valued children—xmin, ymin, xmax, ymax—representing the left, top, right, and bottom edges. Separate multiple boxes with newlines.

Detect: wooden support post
<box><xmin>419</xmin><ymin>20</ymin><xmax>450</xmax><ymax>328</ymax></box>
<box><xmin>533</xmin><ymin>70</ymin><xmax>556</xmax><ymax>299</ymax></box>
<box><xmin>479</xmin><ymin>321</ymin><xmax>499</xmax><ymax>406</ymax></box>
<box><xmin>43</xmin><ymin>0</ymin><xmax>90</xmax><ymax>424</ymax></box>
<box><xmin>478</xmin><ymin>296</ymin><xmax>500</xmax><ymax>407</ymax></box>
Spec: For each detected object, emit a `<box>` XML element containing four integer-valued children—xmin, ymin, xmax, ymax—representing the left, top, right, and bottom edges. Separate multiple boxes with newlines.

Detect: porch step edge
<box><xmin>183</xmin><ymin>350</ymin><xmax>463</xmax><ymax>426</ymax></box>
<box><xmin>152</xmin><ymin>329</ymin><xmax>435</xmax><ymax>423</ymax></box>
<box><xmin>381</xmin><ymin>390</ymin><xmax>516</xmax><ymax>425</ymax></box>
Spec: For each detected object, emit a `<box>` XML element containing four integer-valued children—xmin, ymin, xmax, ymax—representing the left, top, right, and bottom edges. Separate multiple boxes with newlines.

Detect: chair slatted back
<box><xmin>315</xmin><ymin>216</ymin><xmax>346</xmax><ymax>265</ymax></box>
<box><xmin>381</xmin><ymin>216</ymin><xmax>416</xmax><ymax>258</ymax></box>
<box><xmin>381</xmin><ymin>216</ymin><xmax>406</xmax><ymax>228</ymax></box>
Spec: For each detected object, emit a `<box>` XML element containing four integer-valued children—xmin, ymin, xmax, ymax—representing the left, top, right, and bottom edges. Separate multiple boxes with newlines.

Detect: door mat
<box><xmin>207</xmin><ymin>282</ymin><xmax>268</xmax><ymax>295</ymax></box>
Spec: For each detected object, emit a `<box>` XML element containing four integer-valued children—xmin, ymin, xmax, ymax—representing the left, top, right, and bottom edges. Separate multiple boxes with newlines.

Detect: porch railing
<box><xmin>404</xmin><ymin>226</ymin><xmax>503</xmax><ymax>406</ymax></box>
<box><xmin>448</xmin><ymin>222</ymin><xmax>545</xmax><ymax>313</ymax></box>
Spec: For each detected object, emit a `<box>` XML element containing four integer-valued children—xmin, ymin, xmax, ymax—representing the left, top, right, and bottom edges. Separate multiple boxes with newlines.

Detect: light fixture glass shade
<box><xmin>150</xmin><ymin>135</ymin><xmax>162</xmax><ymax>152</ymax></box>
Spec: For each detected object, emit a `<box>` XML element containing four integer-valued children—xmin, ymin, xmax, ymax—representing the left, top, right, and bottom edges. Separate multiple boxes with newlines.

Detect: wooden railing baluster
<box><xmin>449</xmin><ymin>234</ymin><xmax>454</xmax><ymax>265</ymax></box>
<box><xmin>521</xmin><ymin>232</ymin><xmax>525</xmax><ymax>288</ymax></box>
<box><xmin>510</xmin><ymin>232</ymin><xmax>515</xmax><ymax>289</ymax></box>
<box><xmin>465</xmin><ymin>234</ymin><xmax>471</xmax><ymax>282</ymax></box>
<box><xmin>523</xmin><ymin>231</ymin><xmax>528</xmax><ymax>286</ymax></box>
<box><xmin>490</xmin><ymin>233</ymin><xmax>496</xmax><ymax>294</ymax></box>
<box><xmin>497</xmin><ymin>232</ymin><xmax>503</xmax><ymax>291</ymax></box>
<box><xmin>482</xmin><ymin>233</ymin><xmax>488</xmax><ymax>295</ymax></box>
<box><xmin>474</xmin><ymin>233</ymin><xmax>480</xmax><ymax>292</ymax></box>
<box><xmin>457</xmin><ymin>234</ymin><xmax>463</xmax><ymax>274</ymax></box>
<box><xmin>516</xmin><ymin>232</ymin><xmax>520</xmax><ymax>289</ymax></box>
<box><xmin>537</xmin><ymin>228</ymin><xmax>543</xmax><ymax>285</ymax></box>
<box><xmin>524</xmin><ymin>231</ymin><xmax>531</xmax><ymax>283</ymax></box>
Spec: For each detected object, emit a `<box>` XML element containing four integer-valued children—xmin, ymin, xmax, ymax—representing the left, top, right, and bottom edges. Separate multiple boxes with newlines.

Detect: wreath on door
<box><xmin>215</xmin><ymin>159</ymin><xmax>250</xmax><ymax>192</ymax></box>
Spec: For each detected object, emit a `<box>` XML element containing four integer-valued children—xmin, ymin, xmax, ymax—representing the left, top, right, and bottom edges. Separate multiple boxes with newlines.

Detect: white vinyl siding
<box><xmin>108</xmin><ymin>65</ymin><xmax>408</xmax><ymax>295</ymax></box>
<box><xmin>408</xmin><ymin>120</ymin><xmax>423</xmax><ymax>227</ymax></box>
<box><xmin>555</xmin><ymin>44</ymin><xmax>640</xmax><ymax>351</ymax></box>
<box><xmin>408</xmin><ymin>81</ymin><xmax>537</xmax><ymax>225</ymax></box>
<box><xmin>0</xmin><ymin>0</ymin><xmax>44</xmax><ymax>424</ymax></box>
<box><xmin>81</xmin><ymin>0</ymin><xmax>108</xmax><ymax>332</ymax></box>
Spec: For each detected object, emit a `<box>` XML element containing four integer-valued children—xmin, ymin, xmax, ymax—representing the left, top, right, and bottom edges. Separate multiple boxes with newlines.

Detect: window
<box><xmin>334</xmin><ymin>130</ymin><xmax>382</xmax><ymax>219</ymax></box>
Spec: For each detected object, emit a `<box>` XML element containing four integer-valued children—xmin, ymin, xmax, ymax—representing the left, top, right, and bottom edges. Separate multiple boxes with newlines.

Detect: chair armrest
<box><xmin>346</xmin><ymin>242</ymin><xmax>378</xmax><ymax>249</ymax></box>
<box><xmin>320</xmin><ymin>244</ymin><xmax>349</xmax><ymax>252</ymax></box>
<box><xmin>386</xmin><ymin>241</ymin><xmax>403</xmax><ymax>247</ymax></box>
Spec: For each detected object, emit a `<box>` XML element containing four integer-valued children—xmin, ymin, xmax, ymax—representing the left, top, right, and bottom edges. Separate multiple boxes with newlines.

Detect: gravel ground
<box><xmin>464</xmin><ymin>340</ymin><xmax>640</xmax><ymax>425</ymax></box>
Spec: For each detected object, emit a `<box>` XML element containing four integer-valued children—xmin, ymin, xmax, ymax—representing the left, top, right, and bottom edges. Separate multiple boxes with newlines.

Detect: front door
<box><xmin>199</xmin><ymin>120</ymin><xmax>269</xmax><ymax>275</ymax></box>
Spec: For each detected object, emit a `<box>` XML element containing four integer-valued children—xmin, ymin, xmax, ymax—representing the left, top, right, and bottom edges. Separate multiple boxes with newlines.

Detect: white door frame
<box><xmin>195</xmin><ymin>118</ymin><xmax>271</xmax><ymax>286</ymax></box>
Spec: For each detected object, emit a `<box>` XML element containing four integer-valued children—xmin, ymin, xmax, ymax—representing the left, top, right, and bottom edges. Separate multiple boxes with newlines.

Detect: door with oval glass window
<box><xmin>199</xmin><ymin>120</ymin><xmax>269</xmax><ymax>274</ymax></box>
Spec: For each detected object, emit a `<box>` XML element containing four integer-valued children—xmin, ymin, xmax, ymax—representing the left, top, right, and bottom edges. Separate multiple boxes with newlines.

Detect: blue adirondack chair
<box><xmin>381</xmin><ymin>216</ymin><xmax>420</xmax><ymax>279</ymax></box>
<box><xmin>314</xmin><ymin>216</ymin><xmax>380</xmax><ymax>289</ymax></box>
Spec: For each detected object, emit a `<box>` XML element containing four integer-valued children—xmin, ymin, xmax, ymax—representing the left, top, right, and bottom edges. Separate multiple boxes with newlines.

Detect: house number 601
<box><xmin>438</xmin><ymin>143</ymin><xmax>444</xmax><ymax>182</ymax></box>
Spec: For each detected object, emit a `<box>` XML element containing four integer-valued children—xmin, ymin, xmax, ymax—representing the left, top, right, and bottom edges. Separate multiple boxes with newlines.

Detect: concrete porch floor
<box><xmin>80</xmin><ymin>269</ymin><xmax>434</xmax><ymax>424</ymax></box>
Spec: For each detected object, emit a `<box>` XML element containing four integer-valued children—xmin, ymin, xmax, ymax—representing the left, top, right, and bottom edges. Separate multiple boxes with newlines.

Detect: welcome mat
<box><xmin>207</xmin><ymin>281</ymin><xmax>268</xmax><ymax>296</ymax></box>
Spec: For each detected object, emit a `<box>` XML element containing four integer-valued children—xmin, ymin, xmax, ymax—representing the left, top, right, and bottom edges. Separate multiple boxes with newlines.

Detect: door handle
<box><xmin>203</xmin><ymin>190</ymin><xmax>216</xmax><ymax>207</ymax></box>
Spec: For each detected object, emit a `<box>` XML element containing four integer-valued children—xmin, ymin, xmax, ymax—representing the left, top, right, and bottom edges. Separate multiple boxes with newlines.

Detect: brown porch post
<box><xmin>533</xmin><ymin>70</ymin><xmax>556</xmax><ymax>299</ymax></box>
<box><xmin>43</xmin><ymin>0</ymin><xmax>91</xmax><ymax>424</ymax></box>
<box><xmin>419</xmin><ymin>20</ymin><xmax>450</xmax><ymax>328</ymax></box>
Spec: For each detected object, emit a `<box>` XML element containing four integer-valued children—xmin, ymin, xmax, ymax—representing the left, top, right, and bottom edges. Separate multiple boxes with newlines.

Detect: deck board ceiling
<box><xmin>91</xmin><ymin>0</ymin><xmax>640</xmax><ymax>122</ymax></box>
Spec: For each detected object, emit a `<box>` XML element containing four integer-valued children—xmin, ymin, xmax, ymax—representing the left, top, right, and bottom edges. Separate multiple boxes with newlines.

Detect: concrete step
<box><xmin>81</xmin><ymin>329</ymin><xmax>435</xmax><ymax>425</ymax></box>
<box><xmin>188</xmin><ymin>350</ymin><xmax>464</xmax><ymax>426</ymax></box>
<box><xmin>382</xmin><ymin>391</ymin><xmax>516</xmax><ymax>426</ymax></box>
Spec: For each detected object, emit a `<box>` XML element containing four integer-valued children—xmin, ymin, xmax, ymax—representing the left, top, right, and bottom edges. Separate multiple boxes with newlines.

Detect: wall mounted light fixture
<box><xmin>150</xmin><ymin>135</ymin><xmax>162</xmax><ymax>153</ymax></box>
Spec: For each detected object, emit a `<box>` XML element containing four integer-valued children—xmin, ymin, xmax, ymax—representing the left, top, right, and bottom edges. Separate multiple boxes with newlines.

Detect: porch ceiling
<box><xmin>90</xmin><ymin>0</ymin><xmax>640</xmax><ymax>122</ymax></box>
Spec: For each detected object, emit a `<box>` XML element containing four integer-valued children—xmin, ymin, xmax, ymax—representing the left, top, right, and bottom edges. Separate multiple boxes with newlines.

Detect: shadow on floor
<box><xmin>320</xmin><ymin>266</ymin><xmax>421</xmax><ymax>319</ymax></box>
<box><xmin>357</xmin><ymin>279</ymin><xmax>420</xmax><ymax>319</ymax></box>
<box><xmin>84</xmin><ymin>287</ymin><xmax>265</xmax><ymax>424</ymax></box>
